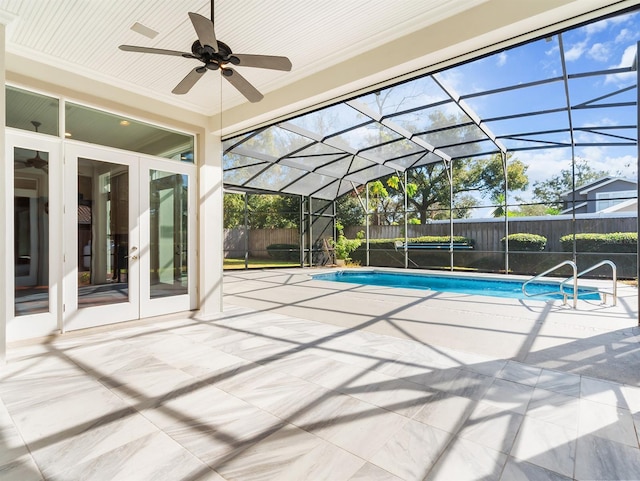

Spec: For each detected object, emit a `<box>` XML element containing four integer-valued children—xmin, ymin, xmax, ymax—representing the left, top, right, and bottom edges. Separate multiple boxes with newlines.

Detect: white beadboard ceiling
<box><xmin>1</xmin><ymin>0</ymin><xmax>488</xmax><ymax>116</ymax></box>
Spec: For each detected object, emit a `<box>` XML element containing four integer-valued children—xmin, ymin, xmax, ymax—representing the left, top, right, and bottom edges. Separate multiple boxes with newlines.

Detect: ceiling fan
<box><xmin>15</xmin><ymin>121</ymin><xmax>48</xmax><ymax>172</ymax></box>
<box><xmin>118</xmin><ymin>3</ymin><xmax>292</xmax><ymax>102</ymax></box>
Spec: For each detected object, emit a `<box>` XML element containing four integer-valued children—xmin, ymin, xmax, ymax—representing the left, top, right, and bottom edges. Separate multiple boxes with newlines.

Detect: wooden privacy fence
<box><xmin>344</xmin><ymin>213</ymin><xmax>637</xmax><ymax>252</ymax></box>
<box><xmin>224</xmin><ymin>213</ymin><xmax>636</xmax><ymax>257</ymax></box>
<box><xmin>224</xmin><ymin>228</ymin><xmax>299</xmax><ymax>258</ymax></box>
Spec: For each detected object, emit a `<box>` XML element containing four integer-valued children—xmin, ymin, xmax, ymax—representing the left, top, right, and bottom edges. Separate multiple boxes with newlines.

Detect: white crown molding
<box><xmin>0</xmin><ymin>8</ymin><xmax>17</xmax><ymax>26</ymax></box>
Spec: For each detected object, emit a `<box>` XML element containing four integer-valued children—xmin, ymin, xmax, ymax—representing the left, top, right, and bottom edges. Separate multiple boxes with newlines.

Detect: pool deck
<box><xmin>224</xmin><ymin>267</ymin><xmax>640</xmax><ymax>385</ymax></box>
<box><xmin>1</xmin><ymin>267</ymin><xmax>639</xmax><ymax>480</ymax></box>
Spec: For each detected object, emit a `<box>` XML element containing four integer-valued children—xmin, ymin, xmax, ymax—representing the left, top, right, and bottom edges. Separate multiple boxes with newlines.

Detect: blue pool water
<box><xmin>313</xmin><ymin>270</ymin><xmax>601</xmax><ymax>301</ymax></box>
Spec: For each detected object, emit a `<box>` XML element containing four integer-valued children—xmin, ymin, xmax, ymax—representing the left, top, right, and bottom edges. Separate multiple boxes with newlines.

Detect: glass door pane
<box><xmin>77</xmin><ymin>158</ymin><xmax>129</xmax><ymax>307</ymax></box>
<box><xmin>14</xmin><ymin>147</ymin><xmax>49</xmax><ymax>316</ymax></box>
<box><xmin>149</xmin><ymin>170</ymin><xmax>188</xmax><ymax>299</ymax></box>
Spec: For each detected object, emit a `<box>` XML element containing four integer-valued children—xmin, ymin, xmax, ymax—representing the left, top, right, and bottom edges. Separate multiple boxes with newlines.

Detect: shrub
<box><xmin>409</xmin><ymin>235</ymin><xmax>474</xmax><ymax>245</ymax></box>
<box><xmin>330</xmin><ymin>222</ymin><xmax>364</xmax><ymax>261</ymax></box>
<box><xmin>266</xmin><ymin>243</ymin><xmax>299</xmax><ymax>261</ymax></box>
<box><xmin>559</xmin><ymin>232</ymin><xmax>637</xmax><ymax>253</ymax></box>
<box><xmin>349</xmin><ymin>236</ymin><xmax>474</xmax><ymax>266</ymax></box>
<box><xmin>501</xmin><ymin>233</ymin><xmax>547</xmax><ymax>251</ymax></box>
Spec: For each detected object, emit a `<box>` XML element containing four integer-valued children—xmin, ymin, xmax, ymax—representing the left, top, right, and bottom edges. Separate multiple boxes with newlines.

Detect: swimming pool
<box><xmin>313</xmin><ymin>270</ymin><xmax>601</xmax><ymax>301</ymax></box>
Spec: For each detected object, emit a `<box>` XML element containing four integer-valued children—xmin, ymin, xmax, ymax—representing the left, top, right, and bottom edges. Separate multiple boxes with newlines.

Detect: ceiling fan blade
<box><xmin>14</xmin><ymin>160</ymin><xmax>29</xmax><ymax>169</ymax></box>
<box><xmin>222</xmin><ymin>68</ymin><xmax>264</xmax><ymax>103</ymax></box>
<box><xmin>188</xmin><ymin>12</ymin><xmax>217</xmax><ymax>52</ymax></box>
<box><xmin>119</xmin><ymin>45</ymin><xmax>194</xmax><ymax>58</ymax></box>
<box><xmin>231</xmin><ymin>54</ymin><xmax>292</xmax><ymax>71</ymax></box>
<box><xmin>172</xmin><ymin>68</ymin><xmax>206</xmax><ymax>95</ymax></box>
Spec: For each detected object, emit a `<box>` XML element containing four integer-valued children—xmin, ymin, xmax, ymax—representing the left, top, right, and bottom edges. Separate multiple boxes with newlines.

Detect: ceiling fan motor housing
<box><xmin>191</xmin><ymin>40</ymin><xmax>238</xmax><ymax>67</ymax></box>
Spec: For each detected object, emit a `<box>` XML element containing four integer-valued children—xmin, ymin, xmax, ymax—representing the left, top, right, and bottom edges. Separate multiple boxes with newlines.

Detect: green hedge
<box><xmin>409</xmin><ymin>235</ymin><xmax>473</xmax><ymax>245</ymax></box>
<box><xmin>501</xmin><ymin>233</ymin><xmax>547</xmax><ymax>251</ymax></box>
<box><xmin>350</xmin><ymin>236</ymin><xmax>474</xmax><ymax>267</ymax></box>
<box><xmin>559</xmin><ymin>232</ymin><xmax>637</xmax><ymax>253</ymax></box>
<box><xmin>266</xmin><ymin>243</ymin><xmax>299</xmax><ymax>261</ymax></box>
<box><xmin>355</xmin><ymin>236</ymin><xmax>473</xmax><ymax>250</ymax></box>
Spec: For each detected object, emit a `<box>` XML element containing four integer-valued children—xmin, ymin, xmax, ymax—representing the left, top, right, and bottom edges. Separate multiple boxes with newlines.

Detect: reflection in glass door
<box><xmin>14</xmin><ymin>148</ymin><xmax>49</xmax><ymax>316</ymax></box>
<box><xmin>149</xmin><ymin>170</ymin><xmax>188</xmax><ymax>299</ymax></box>
<box><xmin>8</xmin><ymin>130</ymin><xmax>60</xmax><ymax>342</ymax></box>
<box><xmin>77</xmin><ymin>158</ymin><xmax>130</xmax><ymax>307</ymax></box>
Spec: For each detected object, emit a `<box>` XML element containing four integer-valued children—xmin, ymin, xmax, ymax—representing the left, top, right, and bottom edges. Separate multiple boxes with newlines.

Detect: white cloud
<box><xmin>581</xmin><ymin>117</ymin><xmax>619</xmax><ymax>128</ymax></box>
<box><xmin>609</xmin><ymin>13</ymin><xmax>635</xmax><ymax>26</ymax></box>
<box><xmin>587</xmin><ymin>42</ymin><xmax>610</xmax><ymax>62</ymax></box>
<box><xmin>512</xmin><ymin>148</ymin><xmax>636</xmax><ymax>194</ymax></box>
<box><xmin>516</xmin><ymin>149</ymin><xmax>572</xmax><ymax>185</ymax></box>
<box><xmin>564</xmin><ymin>40</ymin><xmax>588</xmax><ymax>61</ymax></box>
<box><xmin>615</xmin><ymin>28</ymin><xmax>635</xmax><ymax>43</ymax></box>
<box><xmin>576</xmin><ymin>148</ymin><xmax>637</xmax><ymax>178</ymax></box>
<box><xmin>604</xmin><ymin>44</ymin><xmax>637</xmax><ymax>85</ymax></box>
<box><xmin>434</xmin><ymin>70</ymin><xmax>462</xmax><ymax>91</ymax></box>
<box><xmin>578</xmin><ymin>146</ymin><xmax>606</xmax><ymax>162</ymax></box>
<box><xmin>496</xmin><ymin>52</ymin><xmax>507</xmax><ymax>67</ymax></box>
<box><xmin>585</xmin><ymin>18</ymin><xmax>610</xmax><ymax>35</ymax></box>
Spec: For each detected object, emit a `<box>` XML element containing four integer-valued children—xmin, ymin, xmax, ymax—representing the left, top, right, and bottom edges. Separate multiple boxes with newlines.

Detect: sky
<box><xmin>445</xmin><ymin>10</ymin><xmax>638</xmax><ymax>184</ymax></box>
<box><xmin>426</xmin><ymin>9</ymin><xmax>639</xmax><ymax>213</ymax></box>
<box><xmin>225</xmin><ymin>7</ymin><xmax>639</xmax><ymax>216</ymax></box>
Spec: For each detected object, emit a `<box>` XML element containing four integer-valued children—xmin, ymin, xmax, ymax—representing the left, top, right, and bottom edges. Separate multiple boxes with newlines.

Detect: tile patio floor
<box><xmin>2</xmin><ymin>267</ymin><xmax>640</xmax><ymax>480</ymax></box>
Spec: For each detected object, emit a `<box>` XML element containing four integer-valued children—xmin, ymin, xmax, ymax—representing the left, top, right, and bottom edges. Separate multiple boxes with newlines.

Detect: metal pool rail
<box><xmin>522</xmin><ymin>260</ymin><xmax>617</xmax><ymax>308</ymax></box>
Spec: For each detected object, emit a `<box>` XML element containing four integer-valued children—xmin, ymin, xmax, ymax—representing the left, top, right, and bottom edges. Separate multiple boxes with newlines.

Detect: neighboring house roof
<box><xmin>599</xmin><ymin>198</ymin><xmax>638</xmax><ymax>214</ymax></box>
<box><xmin>579</xmin><ymin>177</ymin><xmax>637</xmax><ymax>195</ymax></box>
<box><xmin>560</xmin><ymin>201</ymin><xmax>588</xmax><ymax>215</ymax></box>
<box><xmin>560</xmin><ymin>177</ymin><xmax>637</xmax><ymax>198</ymax></box>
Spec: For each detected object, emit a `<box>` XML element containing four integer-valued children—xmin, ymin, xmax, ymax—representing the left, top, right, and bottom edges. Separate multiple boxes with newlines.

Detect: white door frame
<box><xmin>63</xmin><ymin>143</ymin><xmax>140</xmax><ymax>331</ymax></box>
<box><xmin>63</xmin><ymin>142</ymin><xmax>196</xmax><ymax>332</ymax></box>
<box><xmin>6</xmin><ymin>130</ymin><xmax>62</xmax><ymax>341</ymax></box>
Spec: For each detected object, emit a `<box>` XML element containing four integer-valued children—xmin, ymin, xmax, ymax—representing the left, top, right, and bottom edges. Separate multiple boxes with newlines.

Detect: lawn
<box><xmin>223</xmin><ymin>258</ymin><xmax>301</xmax><ymax>269</ymax></box>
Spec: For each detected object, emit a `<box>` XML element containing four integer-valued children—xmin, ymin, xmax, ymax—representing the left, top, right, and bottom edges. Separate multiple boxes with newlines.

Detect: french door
<box><xmin>7</xmin><ymin>130</ymin><xmax>61</xmax><ymax>341</ymax></box>
<box><xmin>63</xmin><ymin>143</ymin><xmax>196</xmax><ymax>331</ymax></box>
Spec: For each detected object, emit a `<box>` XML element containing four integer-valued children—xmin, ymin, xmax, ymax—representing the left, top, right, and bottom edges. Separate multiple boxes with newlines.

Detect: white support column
<box><xmin>198</xmin><ymin>130</ymin><xmax>224</xmax><ymax>316</ymax></box>
<box><xmin>0</xmin><ymin>19</ymin><xmax>7</xmax><ymax>365</ymax></box>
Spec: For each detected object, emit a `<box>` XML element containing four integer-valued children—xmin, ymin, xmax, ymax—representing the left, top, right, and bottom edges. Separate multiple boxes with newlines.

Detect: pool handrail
<box><xmin>522</xmin><ymin>260</ymin><xmax>578</xmax><ymax>308</ymax></box>
<box><xmin>560</xmin><ymin>260</ymin><xmax>617</xmax><ymax>306</ymax></box>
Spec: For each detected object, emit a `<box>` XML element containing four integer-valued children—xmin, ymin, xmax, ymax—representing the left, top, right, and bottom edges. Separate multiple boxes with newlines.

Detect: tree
<box><xmin>491</xmin><ymin>193</ymin><xmax>507</xmax><ymax>217</ymax></box>
<box><xmin>368</xmin><ymin>180</ymin><xmax>390</xmax><ymax>226</ymax></box>
<box><xmin>532</xmin><ymin>158</ymin><xmax>608</xmax><ymax>209</ymax></box>
<box><xmin>405</xmin><ymin>153</ymin><xmax>528</xmax><ymax>223</ymax></box>
<box><xmin>336</xmin><ymin>192</ymin><xmax>365</xmax><ymax>227</ymax></box>
<box><xmin>509</xmin><ymin>197</ymin><xmax>561</xmax><ymax>217</ymax></box>
<box><xmin>223</xmin><ymin>193</ymin><xmax>245</xmax><ymax>228</ymax></box>
<box><xmin>223</xmin><ymin>193</ymin><xmax>300</xmax><ymax>229</ymax></box>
